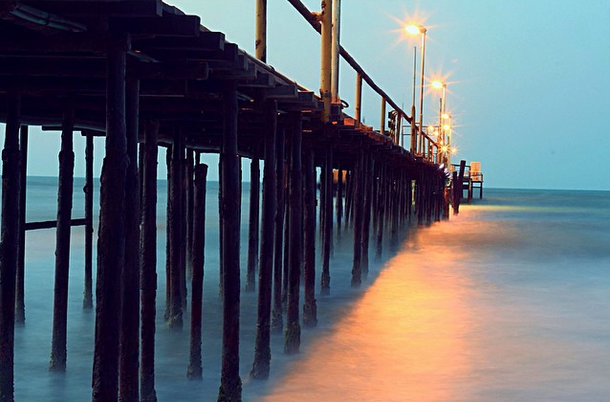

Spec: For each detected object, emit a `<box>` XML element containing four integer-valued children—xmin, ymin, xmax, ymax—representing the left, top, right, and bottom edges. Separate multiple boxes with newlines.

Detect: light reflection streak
<box><xmin>258</xmin><ymin>223</ymin><xmax>477</xmax><ymax>402</ymax></box>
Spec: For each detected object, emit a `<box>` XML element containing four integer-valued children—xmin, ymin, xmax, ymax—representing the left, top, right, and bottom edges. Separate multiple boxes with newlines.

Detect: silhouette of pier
<box><xmin>0</xmin><ymin>1</ymin><xmax>462</xmax><ymax>401</ymax></box>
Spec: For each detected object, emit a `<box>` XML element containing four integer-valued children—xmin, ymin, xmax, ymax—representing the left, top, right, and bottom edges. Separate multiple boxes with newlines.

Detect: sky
<box><xmin>3</xmin><ymin>0</ymin><xmax>610</xmax><ymax>190</ymax></box>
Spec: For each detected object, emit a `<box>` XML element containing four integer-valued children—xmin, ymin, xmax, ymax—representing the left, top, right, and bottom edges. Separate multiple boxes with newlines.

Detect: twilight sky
<box><xmin>4</xmin><ymin>0</ymin><xmax>609</xmax><ymax>190</ymax></box>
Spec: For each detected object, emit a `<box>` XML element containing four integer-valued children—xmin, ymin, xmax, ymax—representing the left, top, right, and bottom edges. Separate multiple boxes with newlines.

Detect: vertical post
<box><xmin>331</xmin><ymin>0</ymin><xmax>341</xmax><ymax>103</ymax></box>
<box><xmin>83</xmin><ymin>133</ymin><xmax>94</xmax><ymax>309</ymax></box>
<box><xmin>336</xmin><ymin>167</ymin><xmax>343</xmax><ymax>238</ymax></box>
<box><xmin>255</xmin><ymin>0</ymin><xmax>267</xmax><ymax>63</ymax></box>
<box><xmin>380</xmin><ymin>98</ymin><xmax>386</xmax><ymax>136</ymax></box>
<box><xmin>320</xmin><ymin>147</ymin><xmax>332</xmax><ymax>295</ymax></box>
<box><xmin>185</xmin><ymin>149</ymin><xmax>194</xmax><ymax>280</ymax></box>
<box><xmin>0</xmin><ymin>92</ymin><xmax>21</xmax><ymax>402</ymax></box>
<box><xmin>284</xmin><ymin>112</ymin><xmax>302</xmax><ymax>355</ymax></box>
<box><xmin>119</xmin><ymin>77</ymin><xmax>140</xmax><ymax>401</ymax></box>
<box><xmin>410</xmin><ymin>105</ymin><xmax>417</xmax><ymax>154</ymax></box>
<box><xmin>271</xmin><ymin>126</ymin><xmax>285</xmax><ymax>334</ymax></box>
<box><xmin>49</xmin><ymin>110</ymin><xmax>75</xmax><ymax>372</ymax></box>
<box><xmin>251</xmin><ymin>100</ymin><xmax>277</xmax><ymax>379</ymax></box>
<box><xmin>218</xmin><ymin>81</ymin><xmax>242</xmax><ymax>402</ymax></box>
<box><xmin>376</xmin><ymin>163</ymin><xmax>386</xmax><ymax>258</ymax></box>
<box><xmin>93</xmin><ymin>32</ymin><xmax>129</xmax><ymax>402</ymax></box>
<box><xmin>302</xmin><ymin>148</ymin><xmax>317</xmax><ymax>327</ymax></box>
<box><xmin>168</xmin><ymin>131</ymin><xmax>184</xmax><ymax>331</ymax></box>
<box><xmin>188</xmin><ymin>163</ymin><xmax>207</xmax><ymax>380</ymax></box>
<box><xmin>361</xmin><ymin>155</ymin><xmax>373</xmax><ymax>279</ymax></box>
<box><xmin>354</xmin><ymin>73</ymin><xmax>362</xmax><ymax>123</ymax></box>
<box><xmin>351</xmin><ymin>152</ymin><xmax>363</xmax><ymax>288</ymax></box>
<box><xmin>320</xmin><ymin>0</ymin><xmax>333</xmax><ymax>122</ymax></box>
<box><xmin>245</xmin><ymin>158</ymin><xmax>260</xmax><ymax>292</ymax></box>
<box><xmin>15</xmin><ymin>125</ymin><xmax>27</xmax><ymax>324</ymax></box>
<box><xmin>140</xmin><ymin>120</ymin><xmax>158</xmax><ymax>402</ymax></box>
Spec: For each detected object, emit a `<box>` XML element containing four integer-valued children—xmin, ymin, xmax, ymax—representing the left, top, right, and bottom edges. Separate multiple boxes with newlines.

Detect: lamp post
<box><xmin>406</xmin><ymin>24</ymin><xmax>427</xmax><ymax>156</ymax></box>
<box><xmin>432</xmin><ymin>80</ymin><xmax>447</xmax><ymax>163</ymax></box>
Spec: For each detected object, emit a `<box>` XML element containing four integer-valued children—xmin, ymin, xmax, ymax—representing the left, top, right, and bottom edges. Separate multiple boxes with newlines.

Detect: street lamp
<box><xmin>432</xmin><ymin>80</ymin><xmax>447</xmax><ymax>163</ymax></box>
<box><xmin>405</xmin><ymin>24</ymin><xmax>427</xmax><ymax>156</ymax></box>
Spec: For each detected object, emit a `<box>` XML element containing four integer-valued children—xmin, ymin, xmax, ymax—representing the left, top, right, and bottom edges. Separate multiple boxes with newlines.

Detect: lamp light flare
<box><xmin>405</xmin><ymin>24</ymin><xmax>426</xmax><ymax>35</ymax></box>
<box><xmin>432</xmin><ymin>80</ymin><xmax>444</xmax><ymax>89</ymax></box>
<box><xmin>442</xmin><ymin>113</ymin><xmax>449</xmax><ymax>120</ymax></box>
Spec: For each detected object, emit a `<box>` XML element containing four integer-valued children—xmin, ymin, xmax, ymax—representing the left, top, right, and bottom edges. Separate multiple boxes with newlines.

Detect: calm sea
<box><xmin>7</xmin><ymin>177</ymin><xmax>610</xmax><ymax>401</ymax></box>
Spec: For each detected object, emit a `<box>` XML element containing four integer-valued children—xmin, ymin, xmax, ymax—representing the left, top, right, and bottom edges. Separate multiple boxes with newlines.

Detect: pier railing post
<box><xmin>83</xmin><ymin>133</ymin><xmax>94</xmax><ymax>309</ymax></box>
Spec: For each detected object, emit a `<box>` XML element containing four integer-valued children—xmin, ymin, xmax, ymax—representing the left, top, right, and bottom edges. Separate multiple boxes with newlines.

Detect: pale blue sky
<box><xmin>4</xmin><ymin>0</ymin><xmax>609</xmax><ymax>190</ymax></box>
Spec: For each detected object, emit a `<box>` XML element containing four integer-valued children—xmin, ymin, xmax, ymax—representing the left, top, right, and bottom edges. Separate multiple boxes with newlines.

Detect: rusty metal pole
<box><xmin>49</xmin><ymin>110</ymin><xmax>75</xmax><ymax>372</ymax></box>
<box><xmin>331</xmin><ymin>0</ymin><xmax>341</xmax><ymax>103</ymax></box>
<box><xmin>255</xmin><ymin>0</ymin><xmax>267</xmax><ymax>62</ymax></box>
<box><xmin>15</xmin><ymin>125</ymin><xmax>27</xmax><ymax>324</ymax></box>
<box><xmin>93</xmin><ymin>31</ymin><xmax>129</xmax><ymax>402</ymax></box>
<box><xmin>320</xmin><ymin>0</ymin><xmax>333</xmax><ymax>122</ymax></box>
<box><xmin>0</xmin><ymin>92</ymin><xmax>21</xmax><ymax>402</ymax></box>
<box><xmin>218</xmin><ymin>81</ymin><xmax>242</xmax><ymax>402</ymax></box>
<box><xmin>355</xmin><ymin>73</ymin><xmax>363</xmax><ymax>123</ymax></box>
<box><xmin>140</xmin><ymin>120</ymin><xmax>158</xmax><ymax>402</ymax></box>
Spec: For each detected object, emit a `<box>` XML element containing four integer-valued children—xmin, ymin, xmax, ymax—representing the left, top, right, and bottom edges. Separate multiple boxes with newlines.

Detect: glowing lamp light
<box><xmin>442</xmin><ymin>113</ymin><xmax>450</xmax><ymax>120</ymax></box>
<box><xmin>427</xmin><ymin>125</ymin><xmax>435</xmax><ymax>133</ymax></box>
<box><xmin>441</xmin><ymin>145</ymin><xmax>448</xmax><ymax>153</ymax></box>
<box><xmin>443</xmin><ymin>124</ymin><xmax>451</xmax><ymax>131</ymax></box>
<box><xmin>406</xmin><ymin>24</ymin><xmax>426</xmax><ymax>35</ymax></box>
<box><xmin>432</xmin><ymin>80</ymin><xmax>444</xmax><ymax>89</ymax></box>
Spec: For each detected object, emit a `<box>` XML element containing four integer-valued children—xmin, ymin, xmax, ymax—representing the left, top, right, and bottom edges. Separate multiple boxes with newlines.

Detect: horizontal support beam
<box><xmin>25</xmin><ymin>218</ymin><xmax>87</xmax><ymax>231</ymax></box>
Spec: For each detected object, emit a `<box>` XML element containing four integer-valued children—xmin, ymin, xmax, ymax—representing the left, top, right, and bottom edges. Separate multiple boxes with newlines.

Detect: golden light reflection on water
<box><xmin>259</xmin><ymin>223</ymin><xmax>477</xmax><ymax>402</ymax></box>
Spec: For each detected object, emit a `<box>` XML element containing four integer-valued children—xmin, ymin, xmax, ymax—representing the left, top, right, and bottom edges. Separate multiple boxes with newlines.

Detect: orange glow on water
<box><xmin>259</xmin><ymin>226</ymin><xmax>475</xmax><ymax>402</ymax></box>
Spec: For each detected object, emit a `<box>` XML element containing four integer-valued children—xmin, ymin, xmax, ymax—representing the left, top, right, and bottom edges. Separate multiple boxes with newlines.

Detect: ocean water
<box><xmin>7</xmin><ymin>178</ymin><xmax>610</xmax><ymax>401</ymax></box>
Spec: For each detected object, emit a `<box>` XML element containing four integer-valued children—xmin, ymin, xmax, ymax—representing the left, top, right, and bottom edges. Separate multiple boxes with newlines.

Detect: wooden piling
<box><xmin>320</xmin><ymin>146</ymin><xmax>332</xmax><ymax>295</ymax></box>
<box><xmin>303</xmin><ymin>148</ymin><xmax>317</xmax><ymax>327</ymax></box>
<box><xmin>83</xmin><ymin>134</ymin><xmax>94</xmax><ymax>309</ymax></box>
<box><xmin>0</xmin><ymin>92</ymin><xmax>21</xmax><ymax>402</ymax></box>
<box><xmin>49</xmin><ymin>110</ymin><xmax>75</xmax><ymax>372</ymax></box>
<box><xmin>140</xmin><ymin>120</ymin><xmax>159</xmax><ymax>402</ymax></box>
<box><xmin>164</xmin><ymin>147</ymin><xmax>172</xmax><ymax>321</ymax></box>
<box><xmin>15</xmin><ymin>125</ymin><xmax>27</xmax><ymax>324</ymax></box>
<box><xmin>251</xmin><ymin>100</ymin><xmax>277</xmax><ymax>379</ymax></box>
<box><xmin>351</xmin><ymin>153</ymin><xmax>363</xmax><ymax>288</ymax></box>
<box><xmin>168</xmin><ymin>131</ymin><xmax>184</xmax><ymax>331</ymax></box>
<box><xmin>119</xmin><ymin>78</ymin><xmax>140</xmax><ymax>401</ymax></box>
<box><xmin>284</xmin><ymin>112</ymin><xmax>303</xmax><ymax>355</ymax></box>
<box><xmin>92</xmin><ymin>32</ymin><xmax>129</xmax><ymax>402</ymax></box>
<box><xmin>218</xmin><ymin>82</ymin><xmax>242</xmax><ymax>402</ymax></box>
<box><xmin>336</xmin><ymin>167</ymin><xmax>343</xmax><ymax>238</ymax></box>
<box><xmin>246</xmin><ymin>157</ymin><xmax>260</xmax><ymax>292</ymax></box>
<box><xmin>271</xmin><ymin>126</ymin><xmax>285</xmax><ymax>334</ymax></box>
<box><xmin>187</xmin><ymin>163</ymin><xmax>207</xmax><ymax>380</ymax></box>
<box><xmin>375</xmin><ymin>162</ymin><xmax>386</xmax><ymax>258</ymax></box>
<box><xmin>361</xmin><ymin>155</ymin><xmax>373</xmax><ymax>278</ymax></box>
<box><xmin>185</xmin><ymin>149</ymin><xmax>194</xmax><ymax>280</ymax></box>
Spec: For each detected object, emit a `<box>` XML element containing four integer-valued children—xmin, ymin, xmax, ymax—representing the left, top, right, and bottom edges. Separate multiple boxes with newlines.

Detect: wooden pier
<box><xmin>0</xmin><ymin>1</ymin><xmax>457</xmax><ymax>401</ymax></box>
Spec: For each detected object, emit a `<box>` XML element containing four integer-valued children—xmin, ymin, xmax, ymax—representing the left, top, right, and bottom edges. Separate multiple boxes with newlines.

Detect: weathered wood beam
<box><xmin>49</xmin><ymin>110</ymin><xmax>75</xmax><ymax>372</ymax></box>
